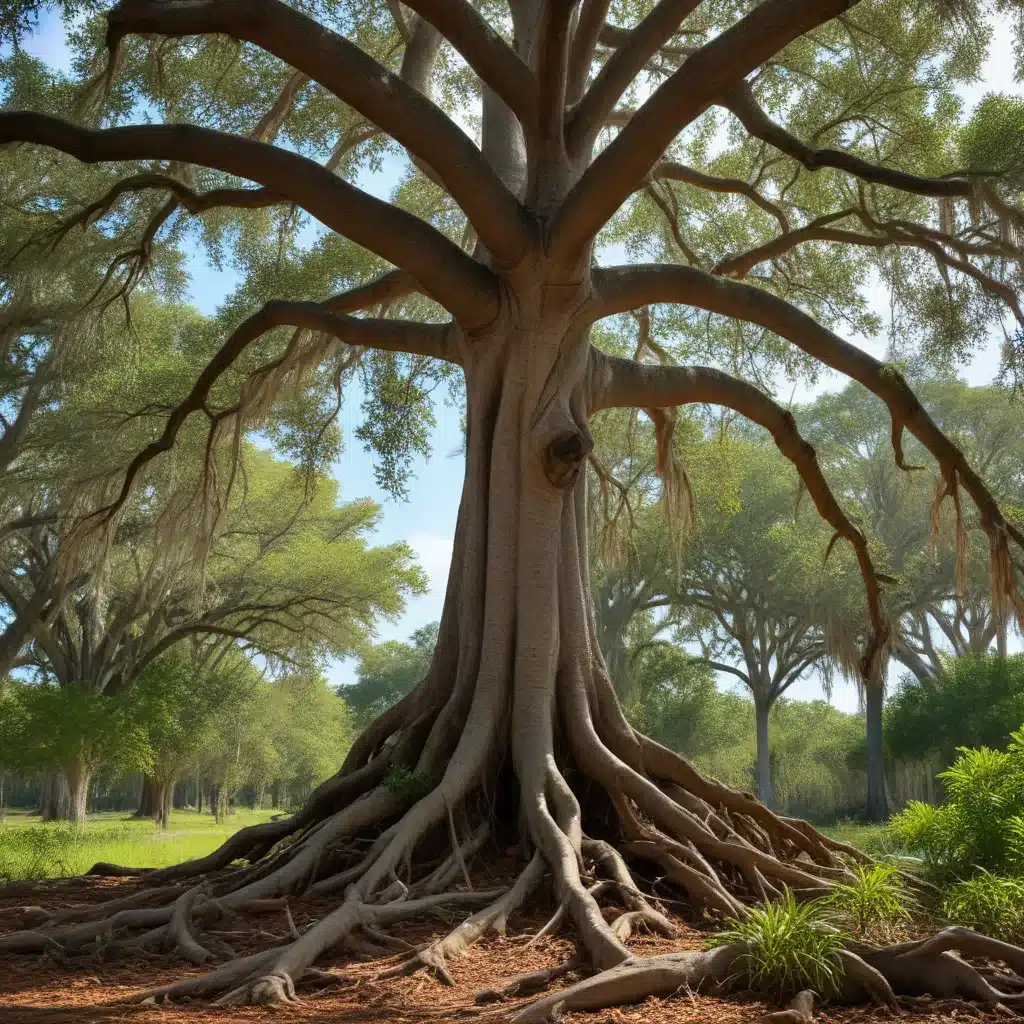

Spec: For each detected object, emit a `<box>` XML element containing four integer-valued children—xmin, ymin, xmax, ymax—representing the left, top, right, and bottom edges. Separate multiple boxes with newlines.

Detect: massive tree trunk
<box><xmin>7</xmin><ymin>306</ymin><xmax>1020</xmax><ymax>1015</ymax></box>
<box><xmin>4</xmin><ymin>321</ymin><xmax>914</xmax><ymax>1006</ymax></box>
<box><xmin>864</xmin><ymin>681</ymin><xmax>887</xmax><ymax>823</ymax></box>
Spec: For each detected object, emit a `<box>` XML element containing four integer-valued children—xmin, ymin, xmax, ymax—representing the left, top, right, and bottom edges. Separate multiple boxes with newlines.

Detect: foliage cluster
<box><xmin>888</xmin><ymin>726</ymin><xmax>1024</xmax><ymax>879</ymax></box>
<box><xmin>712</xmin><ymin>891</ymin><xmax>846</xmax><ymax>1000</ymax></box>
<box><xmin>886</xmin><ymin>655</ymin><xmax>1024</xmax><ymax>770</ymax></box>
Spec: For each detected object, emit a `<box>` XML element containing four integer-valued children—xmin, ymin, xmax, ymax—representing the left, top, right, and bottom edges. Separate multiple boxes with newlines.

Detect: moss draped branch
<box><xmin>105</xmin><ymin>0</ymin><xmax>532</xmax><ymax>267</ymax></box>
<box><xmin>0</xmin><ymin>112</ymin><xmax>499</xmax><ymax>327</ymax></box>
<box><xmin>589</xmin><ymin>262</ymin><xmax>1024</xmax><ymax>627</ymax></box>
<box><xmin>589</xmin><ymin>349</ymin><xmax>888</xmax><ymax>681</ymax></box>
<box><xmin>85</xmin><ymin>300</ymin><xmax>456</xmax><ymax>529</ymax></box>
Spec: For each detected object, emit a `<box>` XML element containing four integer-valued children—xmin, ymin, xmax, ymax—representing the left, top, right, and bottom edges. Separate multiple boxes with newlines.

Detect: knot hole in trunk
<box><xmin>534</xmin><ymin>398</ymin><xmax>593</xmax><ymax>489</ymax></box>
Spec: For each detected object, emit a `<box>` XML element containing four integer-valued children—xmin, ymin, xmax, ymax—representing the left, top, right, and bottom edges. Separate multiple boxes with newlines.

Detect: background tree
<box><xmin>3</xmin><ymin>0</ymin><xmax>1024</xmax><ymax>1012</ymax></box>
<box><xmin>675</xmin><ymin>435</ymin><xmax>860</xmax><ymax>808</ymax></box>
<box><xmin>2</xmin><ymin>445</ymin><xmax>423</xmax><ymax>821</ymax></box>
<box><xmin>340</xmin><ymin>622</ymin><xmax>438</xmax><ymax>727</ymax></box>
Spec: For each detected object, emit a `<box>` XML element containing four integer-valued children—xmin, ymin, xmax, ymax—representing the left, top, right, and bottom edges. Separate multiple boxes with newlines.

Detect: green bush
<box><xmin>710</xmin><ymin>890</ymin><xmax>846</xmax><ymax>1000</ymax></box>
<box><xmin>826</xmin><ymin>863</ymin><xmax>911</xmax><ymax>937</ymax></box>
<box><xmin>383</xmin><ymin>765</ymin><xmax>431</xmax><ymax>799</ymax></box>
<box><xmin>943</xmin><ymin>874</ymin><xmax>1024</xmax><ymax>944</ymax></box>
<box><xmin>886</xmin><ymin>655</ymin><xmax>1024</xmax><ymax>770</ymax></box>
<box><xmin>886</xmin><ymin>726</ymin><xmax>1024</xmax><ymax>879</ymax></box>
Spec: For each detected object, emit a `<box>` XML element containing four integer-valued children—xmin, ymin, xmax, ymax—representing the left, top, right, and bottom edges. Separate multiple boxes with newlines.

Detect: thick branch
<box><xmin>566</xmin><ymin>0</ymin><xmax>705</xmax><ymax>157</ymax></box>
<box><xmin>106</xmin><ymin>0</ymin><xmax>532</xmax><ymax>266</ymax></box>
<box><xmin>590</xmin><ymin>263</ymin><xmax>1024</xmax><ymax>605</ymax></box>
<box><xmin>89</xmin><ymin>303</ymin><xmax>456</xmax><ymax>527</ymax></box>
<box><xmin>565</xmin><ymin>0</ymin><xmax>612</xmax><ymax>105</ymax></box>
<box><xmin>399</xmin><ymin>0</ymin><xmax>537</xmax><ymax>136</ymax></box>
<box><xmin>590</xmin><ymin>351</ymin><xmax>887</xmax><ymax>678</ymax></box>
<box><xmin>0</xmin><ymin>112</ymin><xmax>499</xmax><ymax>327</ymax></box>
<box><xmin>554</xmin><ymin>0</ymin><xmax>856</xmax><ymax>261</ymax></box>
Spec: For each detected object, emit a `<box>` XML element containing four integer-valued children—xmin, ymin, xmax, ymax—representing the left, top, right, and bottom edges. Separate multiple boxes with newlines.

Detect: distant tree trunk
<box><xmin>865</xmin><ymin>682</ymin><xmax>888</xmax><ymax>822</ymax></box>
<box><xmin>38</xmin><ymin>771</ymin><xmax>71</xmax><ymax>821</ymax></box>
<box><xmin>136</xmin><ymin>776</ymin><xmax>158</xmax><ymax>818</ymax></box>
<box><xmin>269</xmin><ymin>780</ymin><xmax>281</xmax><ymax>809</ymax></box>
<box><xmin>64</xmin><ymin>759</ymin><xmax>90</xmax><ymax>824</ymax></box>
<box><xmin>753</xmin><ymin>694</ymin><xmax>773</xmax><ymax>808</ymax></box>
<box><xmin>210</xmin><ymin>782</ymin><xmax>222</xmax><ymax>822</ymax></box>
<box><xmin>154</xmin><ymin>779</ymin><xmax>174</xmax><ymax>830</ymax></box>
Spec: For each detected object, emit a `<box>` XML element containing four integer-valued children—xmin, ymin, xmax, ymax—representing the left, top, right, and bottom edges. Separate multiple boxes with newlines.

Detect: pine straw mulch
<box><xmin>0</xmin><ymin>874</ymin><xmax>1013</xmax><ymax>1024</ymax></box>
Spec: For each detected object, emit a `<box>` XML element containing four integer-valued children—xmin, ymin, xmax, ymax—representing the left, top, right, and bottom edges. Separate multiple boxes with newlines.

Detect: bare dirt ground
<box><xmin>0</xmin><ymin>874</ymin><xmax>1011</xmax><ymax>1024</ymax></box>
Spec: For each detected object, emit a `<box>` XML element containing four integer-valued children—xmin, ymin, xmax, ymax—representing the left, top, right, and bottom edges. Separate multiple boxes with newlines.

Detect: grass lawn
<box><xmin>0</xmin><ymin>807</ymin><xmax>280</xmax><ymax>881</ymax></box>
<box><xmin>819</xmin><ymin>819</ymin><xmax>893</xmax><ymax>856</ymax></box>
<box><xmin>0</xmin><ymin>809</ymin><xmax>897</xmax><ymax>883</ymax></box>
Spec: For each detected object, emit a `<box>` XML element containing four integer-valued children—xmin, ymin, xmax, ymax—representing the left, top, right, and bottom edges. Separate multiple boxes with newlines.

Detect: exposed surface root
<box><xmin>504</xmin><ymin>945</ymin><xmax>747</xmax><ymax>1022</ymax></box>
<box><xmin>754</xmin><ymin>989</ymin><xmax>816</xmax><ymax>1023</ymax></box>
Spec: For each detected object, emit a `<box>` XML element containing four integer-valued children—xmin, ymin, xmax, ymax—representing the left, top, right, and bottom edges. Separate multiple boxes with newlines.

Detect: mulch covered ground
<box><xmin>0</xmin><ymin>874</ymin><xmax>1011</xmax><ymax>1024</ymax></box>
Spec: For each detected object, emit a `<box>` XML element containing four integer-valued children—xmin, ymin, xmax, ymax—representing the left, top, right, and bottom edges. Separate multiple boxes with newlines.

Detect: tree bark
<box><xmin>38</xmin><ymin>771</ymin><xmax>71</xmax><ymax>822</ymax></box>
<box><xmin>144</xmin><ymin>778</ymin><xmax>175</xmax><ymax>829</ymax></box>
<box><xmin>864</xmin><ymin>681</ymin><xmax>888</xmax><ymax>822</ymax></box>
<box><xmin>136</xmin><ymin>776</ymin><xmax>158</xmax><ymax>818</ymax></box>
<box><xmin>64</xmin><ymin>759</ymin><xmax>90</xmax><ymax>825</ymax></box>
<box><xmin>754</xmin><ymin>693</ymin><xmax>773</xmax><ymax>808</ymax></box>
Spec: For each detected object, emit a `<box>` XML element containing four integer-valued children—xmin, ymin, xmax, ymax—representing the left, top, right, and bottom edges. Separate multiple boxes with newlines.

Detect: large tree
<box><xmin>4</xmin><ymin>0</ymin><xmax>1024</xmax><ymax>1015</ymax></box>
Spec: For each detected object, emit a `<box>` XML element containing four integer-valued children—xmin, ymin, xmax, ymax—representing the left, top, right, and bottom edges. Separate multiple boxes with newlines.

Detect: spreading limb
<box><xmin>105</xmin><ymin>0</ymin><xmax>531</xmax><ymax>264</ymax></box>
<box><xmin>0</xmin><ymin>112</ymin><xmax>498</xmax><ymax>327</ymax></box>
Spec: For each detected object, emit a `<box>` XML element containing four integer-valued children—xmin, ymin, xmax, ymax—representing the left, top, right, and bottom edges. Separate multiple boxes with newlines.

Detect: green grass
<box><xmin>0</xmin><ymin>808</ymin><xmax>279</xmax><ymax>881</ymax></box>
<box><xmin>819</xmin><ymin>820</ymin><xmax>892</xmax><ymax>856</ymax></box>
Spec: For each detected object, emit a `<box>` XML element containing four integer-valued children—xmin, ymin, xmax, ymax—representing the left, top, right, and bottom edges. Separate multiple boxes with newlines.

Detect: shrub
<box><xmin>826</xmin><ymin>863</ymin><xmax>911</xmax><ymax>937</ymax></box>
<box><xmin>710</xmin><ymin>890</ymin><xmax>846</xmax><ymax>1000</ymax></box>
<box><xmin>383</xmin><ymin>765</ymin><xmax>431</xmax><ymax>799</ymax></box>
<box><xmin>943</xmin><ymin>874</ymin><xmax>1024</xmax><ymax>944</ymax></box>
<box><xmin>886</xmin><ymin>726</ymin><xmax>1024</xmax><ymax>879</ymax></box>
<box><xmin>886</xmin><ymin>655</ymin><xmax>1024</xmax><ymax>770</ymax></box>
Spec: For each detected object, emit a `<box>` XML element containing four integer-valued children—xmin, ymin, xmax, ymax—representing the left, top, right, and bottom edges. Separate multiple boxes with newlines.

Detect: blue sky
<box><xmin>13</xmin><ymin>7</ymin><xmax>1022</xmax><ymax>707</ymax></box>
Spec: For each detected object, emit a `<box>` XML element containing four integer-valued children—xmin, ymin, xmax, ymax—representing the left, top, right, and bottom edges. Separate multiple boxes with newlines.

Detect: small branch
<box><xmin>723</xmin><ymin>81</ymin><xmax>991</xmax><ymax>199</ymax></box>
<box><xmin>654</xmin><ymin>160</ymin><xmax>790</xmax><ymax>232</ymax></box>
